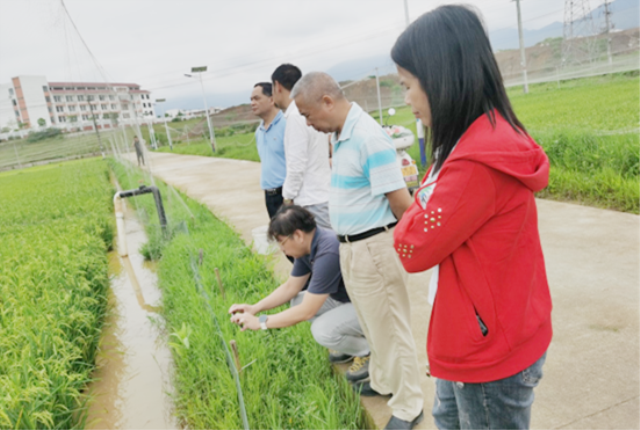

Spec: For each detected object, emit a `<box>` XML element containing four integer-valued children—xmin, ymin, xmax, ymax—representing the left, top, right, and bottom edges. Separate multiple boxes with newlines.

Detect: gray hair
<box><xmin>290</xmin><ymin>72</ymin><xmax>344</xmax><ymax>103</ymax></box>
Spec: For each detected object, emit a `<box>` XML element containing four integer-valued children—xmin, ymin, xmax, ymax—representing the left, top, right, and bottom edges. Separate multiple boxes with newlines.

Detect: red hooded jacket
<box><xmin>394</xmin><ymin>112</ymin><xmax>552</xmax><ymax>383</ymax></box>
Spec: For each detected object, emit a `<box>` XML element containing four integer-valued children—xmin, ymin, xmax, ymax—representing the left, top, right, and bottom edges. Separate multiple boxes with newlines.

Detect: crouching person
<box><xmin>229</xmin><ymin>205</ymin><xmax>370</xmax><ymax>381</ymax></box>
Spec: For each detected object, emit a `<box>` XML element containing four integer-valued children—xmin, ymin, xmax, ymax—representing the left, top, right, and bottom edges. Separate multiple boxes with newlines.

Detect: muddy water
<box><xmin>86</xmin><ymin>204</ymin><xmax>178</xmax><ymax>429</ymax></box>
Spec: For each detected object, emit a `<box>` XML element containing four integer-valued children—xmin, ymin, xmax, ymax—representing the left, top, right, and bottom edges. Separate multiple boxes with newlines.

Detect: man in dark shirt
<box><xmin>229</xmin><ymin>205</ymin><xmax>370</xmax><ymax>380</ymax></box>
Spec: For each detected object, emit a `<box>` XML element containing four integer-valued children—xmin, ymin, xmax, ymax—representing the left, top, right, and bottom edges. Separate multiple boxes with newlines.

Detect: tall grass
<box><xmin>0</xmin><ymin>159</ymin><xmax>114</xmax><ymax>429</ymax></box>
<box><xmin>110</xmin><ymin>159</ymin><xmax>368</xmax><ymax>429</ymax></box>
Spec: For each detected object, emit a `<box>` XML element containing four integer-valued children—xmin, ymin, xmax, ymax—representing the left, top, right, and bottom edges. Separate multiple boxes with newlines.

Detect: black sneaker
<box><xmin>328</xmin><ymin>349</ymin><xmax>354</xmax><ymax>364</ymax></box>
<box><xmin>346</xmin><ymin>354</ymin><xmax>370</xmax><ymax>381</ymax></box>
<box><xmin>384</xmin><ymin>410</ymin><xmax>424</xmax><ymax>430</ymax></box>
<box><xmin>351</xmin><ymin>379</ymin><xmax>389</xmax><ymax>397</ymax></box>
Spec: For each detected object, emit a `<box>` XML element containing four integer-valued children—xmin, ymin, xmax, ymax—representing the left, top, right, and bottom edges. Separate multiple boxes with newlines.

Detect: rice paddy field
<box><xmin>0</xmin><ymin>159</ymin><xmax>114</xmax><ymax>428</ymax></box>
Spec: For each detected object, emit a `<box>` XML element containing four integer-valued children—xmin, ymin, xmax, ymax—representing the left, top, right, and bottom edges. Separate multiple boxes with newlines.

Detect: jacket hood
<box><xmin>445</xmin><ymin>111</ymin><xmax>549</xmax><ymax>192</ymax></box>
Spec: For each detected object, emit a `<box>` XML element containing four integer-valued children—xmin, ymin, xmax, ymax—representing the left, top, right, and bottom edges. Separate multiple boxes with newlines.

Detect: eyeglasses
<box><xmin>277</xmin><ymin>235</ymin><xmax>292</xmax><ymax>248</ymax></box>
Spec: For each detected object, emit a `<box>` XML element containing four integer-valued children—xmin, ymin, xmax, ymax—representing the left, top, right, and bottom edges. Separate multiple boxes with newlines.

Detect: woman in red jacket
<box><xmin>391</xmin><ymin>5</ymin><xmax>552</xmax><ymax>429</ymax></box>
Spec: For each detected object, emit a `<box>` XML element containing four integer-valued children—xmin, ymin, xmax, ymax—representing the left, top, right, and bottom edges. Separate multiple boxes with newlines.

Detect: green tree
<box><xmin>37</xmin><ymin>118</ymin><xmax>46</xmax><ymax>127</ymax></box>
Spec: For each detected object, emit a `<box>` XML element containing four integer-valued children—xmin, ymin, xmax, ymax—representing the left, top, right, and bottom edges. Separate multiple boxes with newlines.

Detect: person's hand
<box><xmin>228</xmin><ymin>303</ymin><xmax>256</xmax><ymax>315</ymax></box>
<box><xmin>283</xmin><ymin>198</ymin><xmax>293</xmax><ymax>206</ymax></box>
<box><xmin>230</xmin><ymin>312</ymin><xmax>260</xmax><ymax>331</ymax></box>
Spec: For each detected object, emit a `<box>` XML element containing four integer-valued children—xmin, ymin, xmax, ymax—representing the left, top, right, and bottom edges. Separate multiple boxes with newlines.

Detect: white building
<box><xmin>2</xmin><ymin>75</ymin><xmax>155</xmax><ymax>132</ymax></box>
<box><xmin>164</xmin><ymin>107</ymin><xmax>222</xmax><ymax>120</ymax></box>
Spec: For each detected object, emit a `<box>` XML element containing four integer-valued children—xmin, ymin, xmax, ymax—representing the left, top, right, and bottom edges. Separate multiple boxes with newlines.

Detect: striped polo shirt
<box><xmin>330</xmin><ymin>102</ymin><xmax>406</xmax><ymax>236</ymax></box>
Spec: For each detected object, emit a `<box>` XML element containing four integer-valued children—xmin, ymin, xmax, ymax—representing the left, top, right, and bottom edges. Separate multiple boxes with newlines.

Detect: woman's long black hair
<box><xmin>391</xmin><ymin>5</ymin><xmax>525</xmax><ymax>172</ymax></box>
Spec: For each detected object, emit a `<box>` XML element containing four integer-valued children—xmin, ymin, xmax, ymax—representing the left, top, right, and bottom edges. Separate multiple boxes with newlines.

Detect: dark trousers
<box><xmin>265</xmin><ymin>187</ymin><xmax>284</xmax><ymax>219</ymax></box>
<box><xmin>264</xmin><ymin>187</ymin><xmax>293</xmax><ymax>263</ymax></box>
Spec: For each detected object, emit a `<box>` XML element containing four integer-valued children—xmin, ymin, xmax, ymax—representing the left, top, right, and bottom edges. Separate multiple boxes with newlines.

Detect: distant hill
<box><xmin>490</xmin><ymin>0</ymin><xmax>639</xmax><ymax>51</ymax></box>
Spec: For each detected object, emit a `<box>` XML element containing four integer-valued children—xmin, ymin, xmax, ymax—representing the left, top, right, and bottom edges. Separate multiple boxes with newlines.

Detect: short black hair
<box><xmin>271</xmin><ymin>64</ymin><xmax>302</xmax><ymax>91</ymax></box>
<box><xmin>254</xmin><ymin>82</ymin><xmax>273</xmax><ymax>97</ymax></box>
<box><xmin>267</xmin><ymin>205</ymin><xmax>316</xmax><ymax>241</ymax></box>
<box><xmin>391</xmin><ymin>5</ymin><xmax>525</xmax><ymax>173</ymax></box>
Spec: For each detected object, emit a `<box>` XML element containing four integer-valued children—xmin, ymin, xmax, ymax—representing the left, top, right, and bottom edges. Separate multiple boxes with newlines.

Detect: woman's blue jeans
<box><xmin>433</xmin><ymin>352</ymin><xmax>547</xmax><ymax>429</ymax></box>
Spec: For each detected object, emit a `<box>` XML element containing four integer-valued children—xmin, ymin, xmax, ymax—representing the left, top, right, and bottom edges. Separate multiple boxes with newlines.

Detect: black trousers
<box><xmin>265</xmin><ymin>188</ymin><xmax>284</xmax><ymax>219</ymax></box>
<box><xmin>264</xmin><ymin>187</ymin><xmax>293</xmax><ymax>263</ymax></box>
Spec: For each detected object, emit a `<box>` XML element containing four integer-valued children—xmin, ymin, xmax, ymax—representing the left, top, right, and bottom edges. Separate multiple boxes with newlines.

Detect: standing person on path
<box><xmin>133</xmin><ymin>135</ymin><xmax>144</xmax><ymax>167</ymax></box>
<box><xmin>271</xmin><ymin>64</ymin><xmax>332</xmax><ymax>229</ymax></box>
<box><xmin>228</xmin><ymin>205</ymin><xmax>371</xmax><ymax>382</ymax></box>
<box><xmin>251</xmin><ymin>82</ymin><xmax>287</xmax><ymax>219</ymax></box>
<box><xmin>292</xmin><ymin>72</ymin><xmax>425</xmax><ymax>430</ymax></box>
<box><xmin>391</xmin><ymin>5</ymin><xmax>552</xmax><ymax>429</ymax></box>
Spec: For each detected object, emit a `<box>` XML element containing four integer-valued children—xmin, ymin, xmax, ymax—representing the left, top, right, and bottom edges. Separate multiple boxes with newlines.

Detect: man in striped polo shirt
<box><xmin>291</xmin><ymin>72</ymin><xmax>424</xmax><ymax>430</ymax></box>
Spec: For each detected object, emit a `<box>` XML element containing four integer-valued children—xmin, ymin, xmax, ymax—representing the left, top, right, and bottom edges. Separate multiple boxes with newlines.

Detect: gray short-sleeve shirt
<box><xmin>291</xmin><ymin>227</ymin><xmax>350</xmax><ymax>303</ymax></box>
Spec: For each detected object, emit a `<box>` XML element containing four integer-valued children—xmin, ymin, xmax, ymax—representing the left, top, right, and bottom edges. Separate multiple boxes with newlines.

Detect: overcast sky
<box><xmin>0</xmin><ymin>0</ymin><xmax>606</xmax><ymax>111</ymax></box>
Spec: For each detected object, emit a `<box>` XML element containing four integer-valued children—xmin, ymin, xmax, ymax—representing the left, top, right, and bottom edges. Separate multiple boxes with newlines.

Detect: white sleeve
<box><xmin>282</xmin><ymin>114</ymin><xmax>309</xmax><ymax>200</ymax></box>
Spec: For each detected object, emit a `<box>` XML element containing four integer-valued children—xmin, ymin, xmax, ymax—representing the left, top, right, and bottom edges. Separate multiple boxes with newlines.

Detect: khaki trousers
<box><xmin>339</xmin><ymin>228</ymin><xmax>424</xmax><ymax>421</ymax></box>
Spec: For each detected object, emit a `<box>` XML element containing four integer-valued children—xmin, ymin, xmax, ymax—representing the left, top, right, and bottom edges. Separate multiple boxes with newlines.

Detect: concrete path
<box><xmin>138</xmin><ymin>151</ymin><xmax>639</xmax><ymax>429</ymax></box>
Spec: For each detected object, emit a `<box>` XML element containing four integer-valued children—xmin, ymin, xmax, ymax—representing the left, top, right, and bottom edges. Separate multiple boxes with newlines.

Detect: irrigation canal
<box><xmin>86</xmin><ymin>198</ymin><xmax>177</xmax><ymax>429</ymax></box>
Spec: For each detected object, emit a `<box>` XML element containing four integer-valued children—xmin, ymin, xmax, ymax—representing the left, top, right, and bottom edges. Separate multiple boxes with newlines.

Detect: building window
<box><xmin>66</xmin><ymin>95</ymin><xmax>74</xmax><ymax>102</ymax></box>
<box><xmin>9</xmin><ymin>88</ymin><xmax>14</xmax><ymax>95</ymax></box>
<box><xmin>45</xmin><ymin>96</ymin><xmax>50</xmax><ymax>102</ymax></box>
<box><xmin>109</xmin><ymin>95</ymin><xmax>115</xmax><ymax>100</ymax></box>
<box><xmin>82</xmin><ymin>114</ymin><xmax>89</xmax><ymax>121</ymax></box>
<box><xmin>15</xmin><ymin>110</ymin><xmax>19</xmax><ymax>117</ymax></box>
<box><xmin>111</xmin><ymin>103</ymin><xmax>117</xmax><ymax>109</ymax></box>
<box><xmin>69</xmin><ymin>105</ymin><xmax>76</xmax><ymax>112</ymax></box>
<box><xmin>103</xmin><ymin>113</ymin><xmax>109</xmax><ymax>119</ymax></box>
<box><xmin>42</xmin><ymin>85</ymin><xmax>48</xmax><ymax>92</ymax></box>
<box><xmin>51</xmin><ymin>117</ymin><xmax>55</xmax><ymax>123</ymax></box>
<box><xmin>56</xmin><ymin>106</ymin><xmax>64</xmax><ymax>112</ymax></box>
<box><xmin>91</xmin><ymin>104</ymin><xmax>98</xmax><ymax>110</ymax></box>
<box><xmin>121</xmin><ymin>104</ymin><xmax>129</xmax><ymax>110</ymax></box>
<box><xmin>101</xmin><ymin>104</ymin><xmax>108</xmax><ymax>110</ymax></box>
<box><xmin>54</xmin><ymin>96</ymin><xmax>62</xmax><ymax>102</ymax></box>
<box><xmin>12</xmin><ymin>99</ymin><xmax>16</xmax><ymax>106</ymax></box>
<box><xmin>58</xmin><ymin>116</ymin><xmax>66</xmax><ymax>122</ymax></box>
<box><xmin>99</xmin><ymin>95</ymin><xmax>106</xmax><ymax>101</ymax></box>
<box><xmin>78</xmin><ymin>95</ymin><xmax>85</xmax><ymax>101</ymax></box>
<box><xmin>48</xmin><ymin>107</ymin><xmax>52</xmax><ymax>113</ymax></box>
<box><xmin>80</xmin><ymin>105</ymin><xmax>87</xmax><ymax>111</ymax></box>
<box><xmin>123</xmin><ymin>113</ymin><xmax>130</xmax><ymax>119</ymax></box>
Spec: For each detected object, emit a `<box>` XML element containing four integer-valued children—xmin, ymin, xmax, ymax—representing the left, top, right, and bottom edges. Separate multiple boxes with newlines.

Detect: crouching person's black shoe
<box><xmin>384</xmin><ymin>410</ymin><xmax>424</xmax><ymax>430</ymax></box>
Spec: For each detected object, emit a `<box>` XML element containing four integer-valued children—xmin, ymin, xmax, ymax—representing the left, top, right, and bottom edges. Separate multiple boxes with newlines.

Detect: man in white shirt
<box><xmin>271</xmin><ymin>64</ymin><xmax>332</xmax><ymax>229</ymax></box>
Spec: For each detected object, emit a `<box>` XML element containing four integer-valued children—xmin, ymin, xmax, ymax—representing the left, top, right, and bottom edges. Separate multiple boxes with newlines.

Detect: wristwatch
<box><xmin>259</xmin><ymin>314</ymin><xmax>268</xmax><ymax>330</ymax></box>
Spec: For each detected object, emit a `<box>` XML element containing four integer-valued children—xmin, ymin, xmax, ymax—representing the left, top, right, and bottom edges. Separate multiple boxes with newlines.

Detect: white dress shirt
<box><xmin>282</xmin><ymin>100</ymin><xmax>331</xmax><ymax>206</ymax></box>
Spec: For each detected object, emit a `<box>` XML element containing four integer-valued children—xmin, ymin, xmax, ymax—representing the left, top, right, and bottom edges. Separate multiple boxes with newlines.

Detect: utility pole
<box><xmin>603</xmin><ymin>0</ymin><xmax>613</xmax><ymax>66</ymax></box>
<box><xmin>514</xmin><ymin>0</ymin><xmax>529</xmax><ymax>94</ymax></box>
<box><xmin>155</xmin><ymin>98</ymin><xmax>173</xmax><ymax>150</ymax></box>
<box><xmin>185</xmin><ymin>66</ymin><xmax>216</xmax><ymax>153</ymax></box>
<box><xmin>375</xmin><ymin>68</ymin><xmax>383</xmax><ymax>126</ymax></box>
<box><xmin>403</xmin><ymin>0</ymin><xmax>410</xmax><ymax>27</ymax></box>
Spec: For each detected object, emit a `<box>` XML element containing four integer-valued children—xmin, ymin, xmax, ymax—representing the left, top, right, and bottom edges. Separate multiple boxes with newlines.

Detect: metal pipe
<box><xmin>116</xmin><ymin>185</ymin><xmax>168</xmax><ymax>233</ymax></box>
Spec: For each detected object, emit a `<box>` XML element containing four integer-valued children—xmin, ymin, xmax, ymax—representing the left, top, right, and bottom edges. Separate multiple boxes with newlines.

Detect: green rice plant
<box><xmin>110</xmin><ymin>159</ymin><xmax>368</xmax><ymax>429</ymax></box>
<box><xmin>0</xmin><ymin>159</ymin><xmax>113</xmax><ymax>429</ymax></box>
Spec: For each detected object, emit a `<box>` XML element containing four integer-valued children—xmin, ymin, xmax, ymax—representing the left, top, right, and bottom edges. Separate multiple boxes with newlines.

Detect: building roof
<box><xmin>48</xmin><ymin>81</ymin><xmax>142</xmax><ymax>88</ymax></box>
